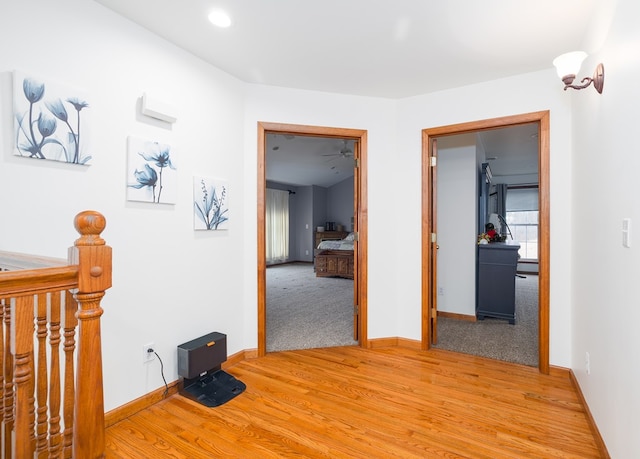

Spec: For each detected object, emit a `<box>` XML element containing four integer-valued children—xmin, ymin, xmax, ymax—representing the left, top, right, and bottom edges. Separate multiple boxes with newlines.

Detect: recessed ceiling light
<box><xmin>208</xmin><ymin>10</ymin><xmax>231</xmax><ymax>28</ymax></box>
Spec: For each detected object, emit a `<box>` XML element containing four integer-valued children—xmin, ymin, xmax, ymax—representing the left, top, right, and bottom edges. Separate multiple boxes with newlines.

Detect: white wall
<box><xmin>4</xmin><ymin>4</ymin><xmax>637</xmax><ymax>454</ymax></box>
<box><xmin>0</xmin><ymin>0</ymin><xmax>575</xmax><ymax>413</ymax></box>
<box><xmin>0</xmin><ymin>0</ymin><xmax>247</xmax><ymax>411</ymax></box>
<box><xmin>243</xmin><ymin>85</ymin><xmax>398</xmax><ymax>340</ymax></box>
<box><xmin>396</xmin><ymin>71</ymin><xmax>574</xmax><ymax>366</ymax></box>
<box><xmin>571</xmin><ymin>0</ymin><xmax>640</xmax><ymax>456</ymax></box>
<box><xmin>436</xmin><ymin>135</ymin><xmax>477</xmax><ymax>315</ymax></box>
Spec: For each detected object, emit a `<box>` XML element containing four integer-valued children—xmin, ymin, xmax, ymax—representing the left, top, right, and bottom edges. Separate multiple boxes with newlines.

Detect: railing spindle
<box><xmin>2</xmin><ymin>299</ymin><xmax>14</xmax><ymax>459</ymax></box>
<box><xmin>36</xmin><ymin>293</ymin><xmax>49</xmax><ymax>456</ymax></box>
<box><xmin>49</xmin><ymin>291</ymin><xmax>63</xmax><ymax>458</ymax></box>
<box><xmin>63</xmin><ymin>290</ymin><xmax>77</xmax><ymax>459</ymax></box>
<box><xmin>14</xmin><ymin>295</ymin><xmax>36</xmax><ymax>458</ymax></box>
<box><xmin>0</xmin><ymin>298</ymin><xmax>4</xmax><ymax>454</ymax></box>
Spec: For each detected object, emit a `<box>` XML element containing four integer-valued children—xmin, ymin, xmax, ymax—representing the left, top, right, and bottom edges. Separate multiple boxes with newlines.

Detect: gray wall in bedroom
<box><xmin>326</xmin><ymin>177</ymin><xmax>354</xmax><ymax>232</ymax></box>
<box><xmin>311</xmin><ymin>185</ymin><xmax>327</xmax><ymax>260</ymax></box>
<box><xmin>267</xmin><ymin>177</ymin><xmax>354</xmax><ymax>262</ymax></box>
<box><xmin>295</xmin><ymin>186</ymin><xmax>313</xmax><ymax>261</ymax></box>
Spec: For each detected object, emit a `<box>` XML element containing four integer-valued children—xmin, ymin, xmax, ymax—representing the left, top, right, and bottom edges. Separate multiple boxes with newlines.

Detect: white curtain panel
<box><xmin>266</xmin><ymin>189</ymin><xmax>290</xmax><ymax>263</ymax></box>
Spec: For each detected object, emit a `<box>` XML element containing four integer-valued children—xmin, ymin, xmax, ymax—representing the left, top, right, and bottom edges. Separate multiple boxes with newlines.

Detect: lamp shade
<box><xmin>553</xmin><ymin>51</ymin><xmax>587</xmax><ymax>78</ymax></box>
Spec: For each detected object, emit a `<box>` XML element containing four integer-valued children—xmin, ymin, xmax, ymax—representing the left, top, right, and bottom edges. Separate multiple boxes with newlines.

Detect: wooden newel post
<box><xmin>68</xmin><ymin>211</ymin><xmax>112</xmax><ymax>458</ymax></box>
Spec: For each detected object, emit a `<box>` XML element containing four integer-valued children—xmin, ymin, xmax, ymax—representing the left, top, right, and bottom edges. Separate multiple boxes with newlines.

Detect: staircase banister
<box><xmin>69</xmin><ymin>210</ymin><xmax>111</xmax><ymax>458</ymax></box>
<box><xmin>0</xmin><ymin>265</ymin><xmax>79</xmax><ymax>297</ymax></box>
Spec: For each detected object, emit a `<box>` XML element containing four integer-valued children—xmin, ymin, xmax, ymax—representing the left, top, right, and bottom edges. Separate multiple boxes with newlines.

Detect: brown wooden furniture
<box><xmin>0</xmin><ymin>210</ymin><xmax>111</xmax><ymax>458</ymax></box>
<box><xmin>313</xmin><ymin>230</ymin><xmax>351</xmax><ymax>277</ymax></box>
<box><xmin>314</xmin><ymin>230</ymin><xmax>350</xmax><ymax>248</ymax></box>
<box><xmin>315</xmin><ymin>249</ymin><xmax>354</xmax><ymax>279</ymax></box>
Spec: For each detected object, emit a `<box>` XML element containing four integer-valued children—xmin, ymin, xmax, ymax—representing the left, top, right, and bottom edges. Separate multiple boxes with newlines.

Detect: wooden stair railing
<box><xmin>0</xmin><ymin>210</ymin><xmax>111</xmax><ymax>458</ymax></box>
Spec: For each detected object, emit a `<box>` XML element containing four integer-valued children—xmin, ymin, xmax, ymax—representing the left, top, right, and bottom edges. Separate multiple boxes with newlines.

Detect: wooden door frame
<box><xmin>421</xmin><ymin>111</ymin><xmax>550</xmax><ymax>373</ymax></box>
<box><xmin>257</xmin><ymin>122</ymin><xmax>368</xmax><ymax>357</ymax></box>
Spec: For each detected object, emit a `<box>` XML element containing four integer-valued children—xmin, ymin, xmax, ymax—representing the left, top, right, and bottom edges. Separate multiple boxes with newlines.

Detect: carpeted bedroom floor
<box><xmin>266</xmin><ymin>263</ymin><xmax>538</xmax><ymax>366</ymax></box>
<box><xmin>266</xmin><ymin>262</ymin><xmax>357</xmax><ymax>352</ymax></box>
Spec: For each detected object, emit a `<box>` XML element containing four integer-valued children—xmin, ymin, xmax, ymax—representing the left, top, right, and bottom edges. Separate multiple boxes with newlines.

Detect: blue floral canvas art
<box><xmin>13</xmin><ymin>71</ymin><xmax>91</xmax><ymax>165</ymax></box>
<box><xmin>193</xmin><ymin>176</ymin><xmax>229</xmax><ymax>230</ymax></box>
<box><xmin>127</xmin><ymin>136</ymin><xmax>177</xmax><ymax>204</ymax></box>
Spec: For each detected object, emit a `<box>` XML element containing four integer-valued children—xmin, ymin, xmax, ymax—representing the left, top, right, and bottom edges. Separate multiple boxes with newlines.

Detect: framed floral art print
<box><xmin>127</xmin><ymin>136</ymin><xmax>177</xmax><ymax>204</ymax></box>
<box><xmin>13</xmin><ymin>71</ymin><xmax>91</xmax><ymax>165</ymax></box>
<box><xmin>193</xmin><ymin>176</ymin><xmax>229</xmax><ymax>230</ymax></box>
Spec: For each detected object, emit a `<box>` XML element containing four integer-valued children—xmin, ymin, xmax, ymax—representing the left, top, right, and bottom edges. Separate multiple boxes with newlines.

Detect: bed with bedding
<box><xmin>315</xmin><ymin>233</ymin><xmax>355</xmax><ymax>279</ymax></box>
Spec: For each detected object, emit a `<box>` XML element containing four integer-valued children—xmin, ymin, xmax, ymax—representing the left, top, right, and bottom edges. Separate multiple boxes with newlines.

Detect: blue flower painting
<box><xmin>127</xmin><ymin>137</ymin><xmax>177</xmax><ymax>204</ymax></box>
<box><xmin>13</xmin><ymin>71</ymin><xmax>91</xmax><ymax>165</ymax></box>
<box><xmin>193</xmin><ymin>176</ymin><xmax>229</xmax><ymax>230</ymax></box>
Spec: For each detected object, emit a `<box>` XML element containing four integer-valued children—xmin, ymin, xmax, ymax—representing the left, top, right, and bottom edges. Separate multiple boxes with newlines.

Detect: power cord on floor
<box><xmin>147</xmin><ymin>347</ymin><xmax>169</xmax><ymax>397</ymax></box>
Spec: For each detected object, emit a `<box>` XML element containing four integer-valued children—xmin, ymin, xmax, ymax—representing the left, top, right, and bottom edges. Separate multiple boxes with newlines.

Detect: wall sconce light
<box><xmin>553</xmin><ymin>51</ymin><xmax>604</xmax><ymax>94</ymax></box>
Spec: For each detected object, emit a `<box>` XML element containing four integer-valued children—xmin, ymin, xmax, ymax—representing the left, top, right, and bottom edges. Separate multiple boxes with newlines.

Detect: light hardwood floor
<box><xmin>105</xmin><ymin>346</ymin><xmax>602</xmax><ymax>458</ymax></box>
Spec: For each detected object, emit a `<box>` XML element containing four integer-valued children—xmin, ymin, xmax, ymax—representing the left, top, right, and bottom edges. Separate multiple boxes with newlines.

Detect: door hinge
<box><xmin>354</xmin><ymin>304</ymin><xmax>359</xmax><ymax>314</ymax></box>
<box><xmin>353</xmin><ymin>231</ymin><xmax>359</xmax><ymax>242</ymax></box>
<box><xmin>430</xmin><ymin>156</ymin><xmax>437</xmax><ymax>167</ymax></box>
<box><xmin>354</xmin><ymin>158</ymin><xmax>360</xmax><ymax>168</ymax></box>
<box><xmin>431</xmin><ymin>232</ymin><xmax>437</xmax><ymax>243</ymax></box>
<box><xmin>432</xmin><ymin>307</ymin><xmax>437</xmax><ymax>318</ymax></box>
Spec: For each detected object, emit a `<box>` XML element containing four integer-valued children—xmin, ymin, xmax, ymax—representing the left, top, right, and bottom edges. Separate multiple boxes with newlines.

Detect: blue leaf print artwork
<box><xmin>13</xmin><ymin>72</ymin><xmax>91</xmax><ymax>165</ymax></box>
<box><xmin>194</xmin><ymin>177</ymin><xmax>229</xmax><ymax>230</ymax></box>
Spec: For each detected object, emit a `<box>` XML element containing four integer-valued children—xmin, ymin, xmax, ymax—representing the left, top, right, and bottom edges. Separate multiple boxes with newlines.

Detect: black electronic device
<box><xmin>177</xmin><ymin>332</ymin><xmax>245</xmax><ymax>407</ymax></box>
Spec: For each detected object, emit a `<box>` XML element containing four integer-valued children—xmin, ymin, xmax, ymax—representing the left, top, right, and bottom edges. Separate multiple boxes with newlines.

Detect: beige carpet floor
<box><xmin>266</xmin><ymin>262</ymin><xmax>357</xmax><ymax>352</ymax></box>
<box><xmin>433</xmin><ymin>274</ymin><xmax>539</xmax><ymax>366</ymax></box>
<box><xmin>266</xmin><ymin>263</ymin><xmax>538</xmax><ymax>366</ymax></box>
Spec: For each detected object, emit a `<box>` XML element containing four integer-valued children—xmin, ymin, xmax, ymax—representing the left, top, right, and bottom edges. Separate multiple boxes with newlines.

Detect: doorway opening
<box><xmin>421</xmin><ymin>111</ymin><xmax>550</xmax><ymax>373</ymax></box>
<box><xmin>257</xmin><ymin>122</ymin><xmax>368</xmax><ymax>357</ymax></box>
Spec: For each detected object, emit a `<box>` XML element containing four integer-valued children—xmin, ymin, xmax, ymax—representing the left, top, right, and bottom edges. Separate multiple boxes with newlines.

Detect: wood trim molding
<box><xmin>368</xmin><ymin>337</ymin><xmax>422</xmax><ymax>349</ymax></box>
<box><xmin>437</xmin><ymin>311</ymin><xmax>476</xmax><ymax>322</ymax></box>
<box><xmin>105</xmin><ymin>381</ymin><xmax>179</xmax><ymax>427</ymax></box>
<box><xmin>104</xmin><ymin>349</ymin><xmax>257</xmax><ymax>427</ymax></box>
<box><xmin>257</xmin><ymin>122</ymin><xmax>368</xmax><ymax>356</ymax></box>
<box><xmin>421</xmin><ymin>110</ymin><xmax>550</xmax><ymax>374</ymax></box>
<box><xmin>568</xmin><ymin>370</ymin><xmax>611</xmax><ymax>458</ymax></box>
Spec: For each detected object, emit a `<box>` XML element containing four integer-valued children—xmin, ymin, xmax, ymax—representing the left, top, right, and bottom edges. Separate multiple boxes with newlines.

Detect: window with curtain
<box><xmin>266</xmin><ymin>189</ymin><xmax>289</xmax><ymax>264</ymax></box>
<box><xmin>506</xmin><ymin>186</ymin><xmax>538</xmax><ymax>260</ymax></box>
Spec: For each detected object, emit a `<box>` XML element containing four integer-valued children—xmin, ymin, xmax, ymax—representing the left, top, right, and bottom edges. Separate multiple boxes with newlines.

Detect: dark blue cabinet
<box><xmin>476</xmin><ymin>243</ymin><xmax>520</xmax><ymax>324</ymax></box>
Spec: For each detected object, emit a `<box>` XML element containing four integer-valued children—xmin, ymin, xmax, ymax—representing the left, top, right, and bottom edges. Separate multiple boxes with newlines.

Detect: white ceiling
<box><xmin>266</xmin><ymin>135</ymin><xmax>357</xmax><ymax>188</ymax></box>
<box><xmin>94</xmin><ymin>0</ymin><xmax>597</xmax><ymax>99</ymax></box>
<box><xmin>265</xmin><ymin>124</ymin><xmax>539</xmax><ymax>189</ymax></box>
<box><xmin>93</xmin><ymin>1</ymin><xmax>578</xmax><ymax>186</ymax></box>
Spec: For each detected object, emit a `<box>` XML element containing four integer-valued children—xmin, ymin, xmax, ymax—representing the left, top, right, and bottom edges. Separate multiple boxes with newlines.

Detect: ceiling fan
<box><xmin>322</xmin><ymin>140</ymin><xmax>353</xmax><ymax>159</ymax></box>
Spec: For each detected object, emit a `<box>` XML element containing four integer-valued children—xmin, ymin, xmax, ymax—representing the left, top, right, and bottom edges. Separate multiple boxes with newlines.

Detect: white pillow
<box><xmin>345</xmin><ymin>232</ymin><xmax>356</xmax><ymax>241</ymax></box>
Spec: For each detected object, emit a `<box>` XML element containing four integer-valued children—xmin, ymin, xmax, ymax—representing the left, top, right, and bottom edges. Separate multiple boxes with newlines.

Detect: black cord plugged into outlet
<box><xmin>147</xmin><ymin>347</ymin><xmax>169</xmax><ymax>397</ymax></box>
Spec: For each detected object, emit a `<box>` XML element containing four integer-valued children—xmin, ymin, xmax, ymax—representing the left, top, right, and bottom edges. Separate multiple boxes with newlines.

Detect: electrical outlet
<box><xmin>143</xmin><ymin>343</ymin><xmax>155</xmax><ymax>363</ymax></box>
<box><xmin>585</xmin><ymin>351</ymin><xmax>591</xmax><ymax>375</ymax></box>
